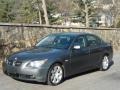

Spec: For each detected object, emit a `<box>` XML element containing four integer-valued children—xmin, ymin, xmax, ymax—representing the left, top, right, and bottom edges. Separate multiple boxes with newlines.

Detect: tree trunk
<box><xmin>37</xmin><ymin>0</ymin><xmax>42</xmax><ymax>24</ymax></box>
<box><xmin>85</xmin><ymin>4</ymin><xmax>89</xmax><ymax>27</ymax></box>
<box><xmin>42</xmin><ymin>0</ymin><xmax>49</xmax><ymax>25</ymax></box>
<box><xmin>38</xmin><ymin>10</ymin><xmax>42</xmax><ymax>24</ymax></box>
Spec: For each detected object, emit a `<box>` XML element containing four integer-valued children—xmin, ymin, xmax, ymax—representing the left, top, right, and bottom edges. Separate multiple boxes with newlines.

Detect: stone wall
<box><xmin>0</xmin><ymin>23</ymin><xmax>120</xmax><ymax>61</ymax></box>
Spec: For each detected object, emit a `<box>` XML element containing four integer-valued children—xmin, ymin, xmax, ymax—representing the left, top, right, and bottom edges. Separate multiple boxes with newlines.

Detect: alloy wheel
<box><xmin>47</xmin><ymin>64</ymin><xmax>63</xmax><ymax>85</ymax></box>
<box><xmin>102</xmin><ymin>56</ymin><xmax>109</xmax><ymax>70</ymax></box>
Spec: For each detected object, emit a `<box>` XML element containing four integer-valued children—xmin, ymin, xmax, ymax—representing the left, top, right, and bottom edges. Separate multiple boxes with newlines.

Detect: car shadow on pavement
<box><xmin>13</xmin><ymin>78</ymin><xmax>47</xmax><ymax>85</ymax></box>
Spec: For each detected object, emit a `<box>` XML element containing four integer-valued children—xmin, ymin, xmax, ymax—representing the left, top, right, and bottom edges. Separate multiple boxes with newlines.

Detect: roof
<box><xmin>51</xmin><ymin>32</ymin><xmax>90</xmax><ymax>36</ymax></box>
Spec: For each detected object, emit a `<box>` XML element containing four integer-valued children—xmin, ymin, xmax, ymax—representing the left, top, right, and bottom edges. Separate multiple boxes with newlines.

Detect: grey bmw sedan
<box><xmin>2</xmin><ymin>32</ymin><xmax>113</xmax><ymax>85</ymax></box>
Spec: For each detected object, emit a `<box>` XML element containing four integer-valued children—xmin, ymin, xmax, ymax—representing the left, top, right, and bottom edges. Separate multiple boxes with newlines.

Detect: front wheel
<box><xmin>100</xmin><ymin>56</ymin><xmax>110</xmax><ymax>71</ymax></box>
<box><xmin>47</xmin><ymin>63</ymin><xmax>64</xmax><ymax>86</ymax></box>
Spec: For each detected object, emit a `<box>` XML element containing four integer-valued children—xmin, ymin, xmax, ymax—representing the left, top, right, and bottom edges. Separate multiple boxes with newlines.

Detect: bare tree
<box><xmin>42</xmin><ymin>0</ymin><xmax>49</xmax><ymax>25</ymax></box>
<box><xmin>98</xmin><ymin>0</ymin><xmax>120</xmax><ymax>27</ymax></box>
<box><xmin>84</xmin><ymin>3</ymin><xmax>89</xmax><ymax>27</ymax></box>
<box><xmin>74</xmin><ymin>0</ymin><xmax>97</xmax><ymax>27</ymax></box>
<box><xmin>36</xmin><ymin>0</ymin><xmax>42</xmax><ymax>24</ymax></box>
<box><xmin>111</xmin><ymin>0</ymin><xmax>120</xmax><ymax>27</ymax></box>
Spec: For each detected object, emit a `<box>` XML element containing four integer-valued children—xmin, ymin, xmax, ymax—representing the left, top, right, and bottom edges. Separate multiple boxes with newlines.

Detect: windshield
<box><xmin>36</xmin><ymin>34</ymin><xmax>74</xmax><ymax>49</ymax></box>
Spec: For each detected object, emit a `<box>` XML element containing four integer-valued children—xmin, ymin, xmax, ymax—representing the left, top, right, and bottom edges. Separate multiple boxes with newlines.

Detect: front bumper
<box><xmin>2</xmin><ymin>62</ymin><xmax>49</xmax><ymax>82</ymax></box>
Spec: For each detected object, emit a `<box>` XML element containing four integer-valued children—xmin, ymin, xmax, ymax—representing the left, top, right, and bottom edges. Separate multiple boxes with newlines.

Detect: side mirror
<box><xmin>73</xmin><ymin>45</ymin><xmax>81</xmax><ymax>50</ymax></box>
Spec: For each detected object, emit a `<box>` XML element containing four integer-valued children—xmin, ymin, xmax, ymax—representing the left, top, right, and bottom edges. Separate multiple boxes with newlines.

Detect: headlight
<box><xmin>26</xmin><ymin>59</ymin><xmax>47</xmax><ymax>68</ymax></box>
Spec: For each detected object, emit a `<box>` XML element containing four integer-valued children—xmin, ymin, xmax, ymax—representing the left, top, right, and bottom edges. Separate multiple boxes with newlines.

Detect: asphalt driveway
<box><xmin>0</xmin><ymin>52</ymin><xmax>120</xmax><ymax>90</ymax></box>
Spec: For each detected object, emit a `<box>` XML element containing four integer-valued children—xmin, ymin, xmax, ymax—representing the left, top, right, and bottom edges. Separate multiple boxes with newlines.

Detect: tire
<box><xmin>2</xmin><ymin>63</ymin><xmax>8</xmax><ymax>75</ymax></box>
<box><xmin>47</xmin><ymin>63</ymin><xmax>64</xmax><ymax>86</ymax></box>
<box><xmin>100</xmin><ymin>56</ymin><xmax>110</xmax><ymax>71</ymax></box>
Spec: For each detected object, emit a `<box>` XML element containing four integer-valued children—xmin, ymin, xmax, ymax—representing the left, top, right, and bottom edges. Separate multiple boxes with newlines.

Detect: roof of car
<box><xmin>51</xmin><ymin>32</ymin><xmax>91</xmax><ymax>36</ymax></box>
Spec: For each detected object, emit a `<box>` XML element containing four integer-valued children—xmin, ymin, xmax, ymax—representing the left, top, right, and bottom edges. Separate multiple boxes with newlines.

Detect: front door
<box><xmin>70</xmin><ymin>35</ymin><xmax>90</xmax><ymax>74</ymax></box>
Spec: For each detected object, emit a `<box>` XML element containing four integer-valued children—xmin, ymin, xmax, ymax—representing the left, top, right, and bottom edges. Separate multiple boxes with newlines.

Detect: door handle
<box><xmin>65</xmin><ymin>59</ymin><xmax>69</xmax><ymax>62</ymax></box>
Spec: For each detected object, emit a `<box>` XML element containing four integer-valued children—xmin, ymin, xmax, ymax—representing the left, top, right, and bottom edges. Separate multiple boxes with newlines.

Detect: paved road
<box><xmin>0</xmin><ymin>52</ymin><xmax>120</xmax><ymax>90</ymax></box>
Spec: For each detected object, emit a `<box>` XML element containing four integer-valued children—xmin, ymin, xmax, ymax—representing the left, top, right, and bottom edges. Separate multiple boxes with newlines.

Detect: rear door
<box><xmin>85</xmin><ymin>34</ymin><xmax>103</xmax><ymax>67</ymax></box>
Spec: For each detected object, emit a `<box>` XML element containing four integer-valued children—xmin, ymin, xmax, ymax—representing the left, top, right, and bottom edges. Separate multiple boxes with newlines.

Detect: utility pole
<box><xmin>42</xmin><ymin>0</ymin><xmax>49</xmax><ymax>25</ymax></box>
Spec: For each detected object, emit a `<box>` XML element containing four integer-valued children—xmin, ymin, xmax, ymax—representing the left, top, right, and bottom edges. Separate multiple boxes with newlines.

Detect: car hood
<box><xmin>8</xmin><ymin>47</ymin><xmax>68</xmax><ymax>61</ymax></box>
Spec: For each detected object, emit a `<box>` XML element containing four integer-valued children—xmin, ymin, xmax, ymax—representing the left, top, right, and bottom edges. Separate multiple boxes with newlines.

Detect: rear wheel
<box><xmin>100</xmin><ymin>56</ymin><xmax>110</xmax><ymax>71</ymax></box>
<box><xmin>47</xmin><ymin>63</ymin><xmax>64</xmax><ymax>86</ymax></box>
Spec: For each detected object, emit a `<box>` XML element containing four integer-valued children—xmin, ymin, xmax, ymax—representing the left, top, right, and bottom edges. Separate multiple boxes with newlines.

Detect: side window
<box><xmin>74</xmin><ymin>36</ymin><xmax>86</xmax><ymax>48</ymax></box>
<box><xmin>86</xmin><ymin>35</ymin><xmax>101</xmax><ymax>46</ymax></box>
